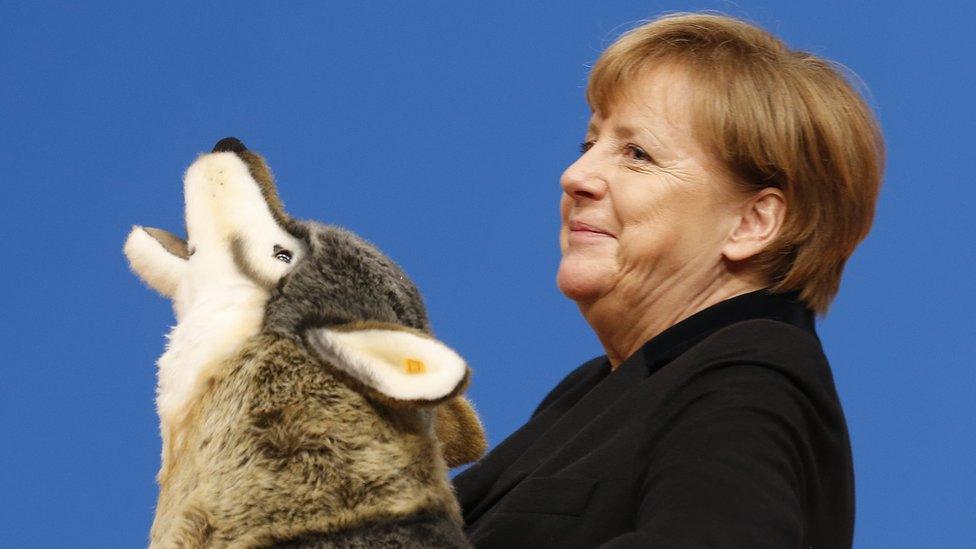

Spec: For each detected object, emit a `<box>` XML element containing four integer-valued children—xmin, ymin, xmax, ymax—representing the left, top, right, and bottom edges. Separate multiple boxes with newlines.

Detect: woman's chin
<box><xmin>556</xmin><ymin>259</ymin><xmax>612</xmax><ymax>303</ymax></box>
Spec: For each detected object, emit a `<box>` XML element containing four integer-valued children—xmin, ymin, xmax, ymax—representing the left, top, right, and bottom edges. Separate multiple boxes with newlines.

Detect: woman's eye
<box><xmin>625</xmin><ymin>144</ymin><xmax>654</xmax><ymax>163</ymax></box>
<box><xmin>273</xmin><ymin>246</ymin><xmax>292</xmax><ymax>263</ymax></box>
<box><xmin>579</xmin><ymin>141</ymin><xmax>595</xmax><ymax>154</ymax></box>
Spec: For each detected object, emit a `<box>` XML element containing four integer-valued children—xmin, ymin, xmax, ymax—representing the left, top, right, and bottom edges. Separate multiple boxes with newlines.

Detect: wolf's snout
<box><xmin>212</xmin><ymin>137</ymin><xmax>247</xmax><ymax>153</ymax></box>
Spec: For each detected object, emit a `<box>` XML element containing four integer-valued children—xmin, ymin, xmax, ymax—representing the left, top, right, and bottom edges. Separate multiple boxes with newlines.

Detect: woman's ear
<box><xmin>721</xmin><ymin>188</ymin><xmax>787</xmax><ymax>262</ymax></box>
<box><xmin>124</xmin><ymin>226</ymin><xmax>188</xmax><ymax>298</ymax></box>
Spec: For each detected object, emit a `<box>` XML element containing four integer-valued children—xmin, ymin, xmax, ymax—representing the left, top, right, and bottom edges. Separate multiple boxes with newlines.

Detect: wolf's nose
<box><xmin>212</xmin><ymin>137</ymin><xmax>247</xmax><ymax>153</ymax></box>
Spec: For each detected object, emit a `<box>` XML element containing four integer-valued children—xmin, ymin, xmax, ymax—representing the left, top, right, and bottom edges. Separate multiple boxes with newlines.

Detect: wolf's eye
<box><xmin>273</xmin><ymin>246</ymin><xmax>292</xmax><ymax>263</ymax></box>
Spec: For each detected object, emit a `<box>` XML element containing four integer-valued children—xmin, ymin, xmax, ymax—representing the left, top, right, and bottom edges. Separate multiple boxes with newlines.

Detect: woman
<box><xmin>454</xmin><ymin>12</ymin><xmax>883</xmax><ymax>548</ymax></box>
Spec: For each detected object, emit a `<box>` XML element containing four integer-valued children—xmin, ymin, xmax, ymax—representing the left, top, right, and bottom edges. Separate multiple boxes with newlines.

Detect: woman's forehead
<box><xmin>593</xmin><ymin>61</ymin><xmax>692</xmax><ymax>112</ymax></box>
<box><xmin>595</xmin><ymin>68</ymin><xmax>692</xmax><ymax>123</ymax></box>
<box><xmin>591</xmin><ymin>72</ymin><xmax>700</xmax><ymax>149</ymax></box>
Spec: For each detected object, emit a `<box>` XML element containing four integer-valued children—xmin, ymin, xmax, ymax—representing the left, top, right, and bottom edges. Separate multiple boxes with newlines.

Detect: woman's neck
<box><xmin>580</xmin><ymin>273</ymin><xmax>764</xmax><ymax>369</ymax></box>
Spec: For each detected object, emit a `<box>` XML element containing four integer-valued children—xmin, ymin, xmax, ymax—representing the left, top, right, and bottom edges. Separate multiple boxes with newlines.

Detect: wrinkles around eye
<box><xmin>625</xmin><ymin>144</ymin><xmax>654</xmax><ymax>163</ymax></box>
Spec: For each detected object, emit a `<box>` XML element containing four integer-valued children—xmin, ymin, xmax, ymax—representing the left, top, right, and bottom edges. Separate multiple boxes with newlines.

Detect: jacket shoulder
<box><xmin>692</xmin><ymin>318</ymin><xmax>829</xmax><ymax>376</ymax></box>
<box><xmin>668</xmin><ymin>319</ymin><xmax>844</xmax><ymax>416</ymax></box>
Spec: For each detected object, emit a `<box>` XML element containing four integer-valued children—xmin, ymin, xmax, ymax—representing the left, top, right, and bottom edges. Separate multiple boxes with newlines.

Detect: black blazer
<box><xmin>454</xmin><ymin>290</ymin><xmax>854</xmax><ymax>548</ymax></box>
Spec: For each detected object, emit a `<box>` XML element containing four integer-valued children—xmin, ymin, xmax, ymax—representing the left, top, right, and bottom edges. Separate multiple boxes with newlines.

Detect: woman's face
<box><xmin>557</xmin><ymin>66</ymin><xmax>742</xmax><ymax>306</ymax></box>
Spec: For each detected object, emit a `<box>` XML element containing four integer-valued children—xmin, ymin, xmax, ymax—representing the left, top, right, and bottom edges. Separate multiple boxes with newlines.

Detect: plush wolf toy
<box><xmin>124</xmin><ymin>137</ymin><xmax>485</xmax><ymax>548</ymax></box>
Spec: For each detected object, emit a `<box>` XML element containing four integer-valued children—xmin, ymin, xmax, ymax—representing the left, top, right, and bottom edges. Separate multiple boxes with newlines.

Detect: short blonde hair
<box><xmin>588</xmin><ymin>13</ymin><xmax>885</xmax><ymax>313</ymax></box>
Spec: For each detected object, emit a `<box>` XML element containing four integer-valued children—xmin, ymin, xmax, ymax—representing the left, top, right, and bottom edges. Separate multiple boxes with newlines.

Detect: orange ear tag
<box><xmin>404</xmin><ymin>358</ymin><xmax>426</xmax><ymax>374</ymax></box>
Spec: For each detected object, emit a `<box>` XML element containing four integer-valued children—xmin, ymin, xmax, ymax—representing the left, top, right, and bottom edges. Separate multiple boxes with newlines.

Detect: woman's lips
<box><xmin>568</xmin><ymin>220</ymin><xmax>615</xmax><ymax>239</ymax></box>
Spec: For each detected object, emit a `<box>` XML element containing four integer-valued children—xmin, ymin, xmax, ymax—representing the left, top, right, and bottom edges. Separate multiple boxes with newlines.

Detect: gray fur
<box><xmin>264</xmin><ymin>222</ymin><xmax>431</xmax><ymax>336</ymax></box>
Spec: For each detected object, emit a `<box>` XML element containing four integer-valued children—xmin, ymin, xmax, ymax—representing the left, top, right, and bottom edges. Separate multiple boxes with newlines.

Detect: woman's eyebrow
<box><xmin>613</xmin><ymin>125</ymin><xmax>636</xmax><ymax>139</ymax></box>
<box><xmin>590</xmin><ymin>123</ymin><xmax>639</xmax><ymax>140</ymax></box>
<box><xmin>615</xmin><ymin>124</ymin><xmax>670</xmax><ymax>153</ymax></box>
<box><xmin>589</xmin><ymin>123</ymin><xmax>671</xmax><ymax>154</ymax></box>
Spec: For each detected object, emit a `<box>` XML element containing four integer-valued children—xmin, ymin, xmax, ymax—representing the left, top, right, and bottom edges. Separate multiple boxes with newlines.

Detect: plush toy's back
<box><xmin>125</xmin><ymin>138</ymin><xmax>484</xmax><ymax>548</ymax></box>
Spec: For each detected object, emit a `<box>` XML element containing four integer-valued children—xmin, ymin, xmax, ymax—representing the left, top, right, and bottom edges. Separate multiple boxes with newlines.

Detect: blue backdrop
<box><xmin>2</xmin><ymin>2</ymin><xmax>973</xmax><ymax>547</ymax></box>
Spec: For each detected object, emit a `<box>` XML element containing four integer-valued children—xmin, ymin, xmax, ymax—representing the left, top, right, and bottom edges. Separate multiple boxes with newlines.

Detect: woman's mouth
<box><xmin>568</xmin><ymin>220</ymin><xmax>615</xmax><ymax>239</ymax></box>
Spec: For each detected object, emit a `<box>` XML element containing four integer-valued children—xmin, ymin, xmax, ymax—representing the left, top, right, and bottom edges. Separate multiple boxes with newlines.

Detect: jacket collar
<box><xmin>628</xmin><ymin>288</ymin><xmax>816</xmax><ymax>379</ymax></box>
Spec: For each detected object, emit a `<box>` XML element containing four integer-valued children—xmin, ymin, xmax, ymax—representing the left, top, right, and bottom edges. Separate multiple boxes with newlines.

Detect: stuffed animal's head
<box><xmin>124</xmin><ymin>138</ymin><xmax>306</xmax><ymax>321</ymax></box>
<box><xmin>125</xmin><ymin>138</ymin><xmax>475</xmax><ymax>412</ymax></box>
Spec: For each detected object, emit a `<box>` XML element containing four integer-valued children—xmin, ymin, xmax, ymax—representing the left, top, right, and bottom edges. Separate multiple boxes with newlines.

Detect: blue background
<box><xmin>2</xmin><ymin>1</ymin><xmax>973</xmax><ymax>547</ymax></box>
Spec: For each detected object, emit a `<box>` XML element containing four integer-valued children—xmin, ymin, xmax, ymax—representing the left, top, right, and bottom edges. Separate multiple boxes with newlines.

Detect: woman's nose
<box><xmin>560</xmin><ymin>149</ymin><xmax>608</xmax><ymax>201</ymax></box>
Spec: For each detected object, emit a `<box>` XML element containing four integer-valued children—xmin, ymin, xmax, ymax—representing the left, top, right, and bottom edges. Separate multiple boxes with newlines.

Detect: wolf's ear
<box><xmin>304</xmin><ymin>323</ymin><xmax>469</xmax><ymax>406</ymax></box>
<box><xmin>124</xmin><ymin>226</ymin><xmax>188</xmax><ymax>298</ymax></box>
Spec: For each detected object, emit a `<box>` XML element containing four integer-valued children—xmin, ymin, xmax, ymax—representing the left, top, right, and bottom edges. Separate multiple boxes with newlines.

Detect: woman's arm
<box><xmin>598</xmin><ymin>366</ymin><xmax>823</xmax><ymax>548</ymax></box>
